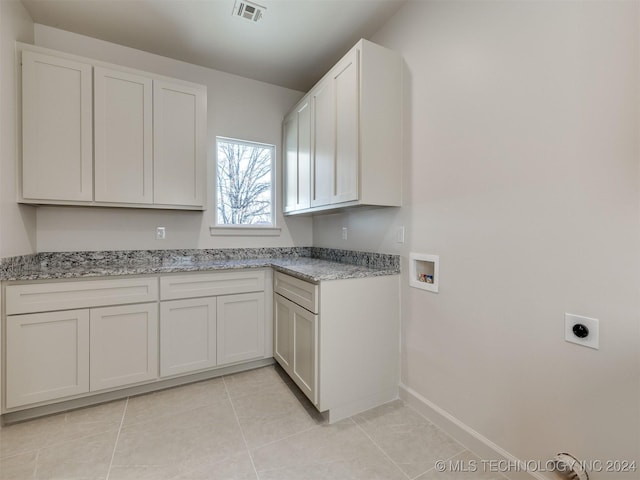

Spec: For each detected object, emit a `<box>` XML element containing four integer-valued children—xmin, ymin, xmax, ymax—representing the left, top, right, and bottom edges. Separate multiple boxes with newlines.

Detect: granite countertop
<box><xmin>0</xmin><ymin>248</ymin><xmax>400</xmax><ymax>284</ymax></box>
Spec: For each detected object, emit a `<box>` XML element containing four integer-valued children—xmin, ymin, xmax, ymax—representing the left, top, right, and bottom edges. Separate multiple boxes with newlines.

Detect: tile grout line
<box><xmin>31</xmin><ymin>449</ymin><xmax>41</xmax><ymax>479</ymax></box>
<box><xmin>401</xmin><ymin>402</ymin><xmax>470</xmax><ymax>479</ymax></box>
<box><xmin>105</xmin><ymin>397</ymin><xmax>128</xmax><ymax>480</ymax></box>
<box><xmin>222</xmin><ymin>375</ymin><xmax>261</xmax><ymax>480</ymax></box>
<box><xmin>409</xmin><ymin>450</ymin><xmax>465</xmax><ymax>480</ymax></box>
<box><xmin>352</xmin><ymin>419</ymin><xmax>412</xmax><ymax>480</ymax></box>
<box><xmin>243</xmin><ymin>421</ymin><xmax>323</xmax><ymax>451</ymax></box>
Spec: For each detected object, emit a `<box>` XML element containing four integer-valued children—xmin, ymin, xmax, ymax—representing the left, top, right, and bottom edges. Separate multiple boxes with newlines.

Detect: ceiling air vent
<box><xmin>233</xmin><ymin>0</ymin><xmax>266</xmax><ymax>22</ymax></box>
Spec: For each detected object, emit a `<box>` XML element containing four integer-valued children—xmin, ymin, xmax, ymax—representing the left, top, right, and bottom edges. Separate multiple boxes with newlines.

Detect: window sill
<box><xmin>209</xmin><ymin>226</ymin><xmax>282</xmax><ymax>237</ymax></box>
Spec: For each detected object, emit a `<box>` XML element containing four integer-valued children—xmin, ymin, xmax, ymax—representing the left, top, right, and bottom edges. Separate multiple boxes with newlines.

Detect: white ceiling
<box><xmin>20</xmin><ymin>0</ymin><xmax>406</xmax><ymax>91</ymax></box>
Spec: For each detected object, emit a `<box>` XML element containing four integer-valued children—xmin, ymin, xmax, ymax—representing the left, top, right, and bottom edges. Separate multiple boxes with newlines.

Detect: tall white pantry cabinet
<box><xmin>19</xmin><ymin>45</ymin><xmax>207</xmax><ymax>210</ymax></box>
<box><xmin>283</xmin><ymin>39</ymin><xmax>402</xmax><ymax>215</ymax></box>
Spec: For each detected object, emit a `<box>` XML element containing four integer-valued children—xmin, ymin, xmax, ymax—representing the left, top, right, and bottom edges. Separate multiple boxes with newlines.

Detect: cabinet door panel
<box><xmin>273</xmin><ymin>293</ymin><xmax>293</xmax><ymax>372</ymax></box>
<box><xmin>283</xmin><ymin>113</ymin><xmax>298</xmax><ymax>213</ymax></box>
<box><xmin>22</xmin><ymin>51</ymin><xmax>93</xmax><ymax>201</ymax></box>
<box><xmin>6</xmin><ymin>310</ymin><xmax>89</xmax><ymax>408</ymax></box>
<box><xmin>217</xmin><ymin>292</ymin><xmax>265</xmax><ymax>366</ymax></box>
<box><xmin>160</xmin><ymin>298</ymin><xmax>217</xmax><ymax>377</ymax></box>
<box><xmin>90</xmin><ymin>303</ymin><xmax>158</xmax><ymax>391</ymax></box>
<box><xmin>333</xmin><ymin>50</ymin><xmax>359</xmax><ymax>204</ymax></box>
<box><xmin>283</xmin><ymin>99</ymin><xmax>312</xmax><ymax>212</ymax></box>
<box><xmin>296</xmin><ymin>100</ymin><xmax>312</xmax><ymax>210</ymax></box>
<box><xmin>272</xmin><ymin>292</ymin><xmax>317</xmax><ymax>405</ymax></box>
<box><xmin>292</xmin><ymin>304</ymin><xmax>317</xmax><ymax>404</ymax></box>
<box><xmin>94</xmin><ymin>67</ymin><xmax>153</xmax><ymax>203</ymax></box>
<box><xmin>311</xmin><ymin>80</ymin><xmax>335</xmax><ymax>207</ymax></box>
<box><xmin>153</xmin><ymin>80</ymin><xmax>206</xmax><ymax>207</ymax></box>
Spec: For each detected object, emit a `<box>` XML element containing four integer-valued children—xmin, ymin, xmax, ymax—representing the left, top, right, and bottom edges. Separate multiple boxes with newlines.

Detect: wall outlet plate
<box><xmin>156</xmin><ymin>226</ymin><xmax>166</xmax><ymax>240</ymax></box>
<box><xmin>565</xmin><ymin>313</ymin><xmax>599</xmax><ymax>350</ymax></box>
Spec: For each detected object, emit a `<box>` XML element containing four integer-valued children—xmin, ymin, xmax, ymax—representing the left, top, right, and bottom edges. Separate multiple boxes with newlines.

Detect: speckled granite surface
<box><xmin>0</xmin><ymin>248</ymin><xmax>400</xmax><ymax>283</ymax></box>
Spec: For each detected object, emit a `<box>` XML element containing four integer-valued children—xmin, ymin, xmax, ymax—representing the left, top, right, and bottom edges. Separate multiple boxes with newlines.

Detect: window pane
<box><xmin>216</xmin><ymin>139</ymin><xmax>273</xmax><ymax>226</ymax></box>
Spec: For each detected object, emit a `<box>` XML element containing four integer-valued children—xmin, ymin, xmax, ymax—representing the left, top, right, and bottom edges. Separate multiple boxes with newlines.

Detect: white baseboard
<box><xmin>400</xmin><ymin>383</ymin><xmax>548</xmax><ymax>480</ymax></box>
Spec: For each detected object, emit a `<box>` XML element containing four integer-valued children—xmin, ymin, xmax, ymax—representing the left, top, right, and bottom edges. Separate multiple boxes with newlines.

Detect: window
<box><xmin>215</xmin><ymin>137</ymin><xmax>275</xmax><ymax>228</ymax></box>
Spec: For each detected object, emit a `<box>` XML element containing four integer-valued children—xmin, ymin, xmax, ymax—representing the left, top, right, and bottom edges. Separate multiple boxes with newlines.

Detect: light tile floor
<box><xmin>0</xmin><ymin>365</ymin><xmax>504</xmax><ymax>480</ymax></box>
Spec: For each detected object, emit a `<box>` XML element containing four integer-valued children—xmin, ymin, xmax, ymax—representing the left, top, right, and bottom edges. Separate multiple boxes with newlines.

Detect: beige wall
<box><xmin>0</xmin><ymin>0</ymin><xmax>35</xmax><ymax>258</ymax></box>
<box><xmin>32</xmin><ymin>25</ymin><xmax>311</xmax><ymax>252</ymax></box>
<box><xmin>314</xmin><ymin>1</ymin><xmax>640</xmax><ymax>477</ymax></box>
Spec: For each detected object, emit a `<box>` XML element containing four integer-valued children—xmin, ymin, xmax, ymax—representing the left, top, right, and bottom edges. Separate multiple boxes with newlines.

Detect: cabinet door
<box><xmin>6</xmin><ymin>310</ymin><xmax>89</xmax><ymax>408</ymax></box>
<box><xmin>283</xmin><ymin>112</ymin><xmax>298</xmax><ymax>213</ymax></box>
<box><xmin>332</xmin><ymin>49</ymin><xmax>359</xmax><ymax>204</ymax></box>
<box><xmin>310</xmin><ymin>80</ymin><xmax>335</xmax><ymax>207</ymax></box>
<box><xmin>22</xmin><ymin>51</ymin><xmax>93</xmax><ymax>201</ymax></box>
<box><xmin>273</xmin><ymin>293</ymin><xmax>293</xmax><ymax>372</ymax></box>
<box><xmin>272</xmin><ymin>293</ymin><xmax>317</xmax><ymax>404</ymax></box>
<box><xmin>90</xmin><ymin>303</ymin><xmax>158</xmax><ymax>391</ymax></box>
<box><xmin>160</xmin><ymin>298</ymin><xmax>217</xmax><ymax>377</ymax></box>
<box><xmin>153</xmin><ymin>80</ymin><xmax>207</xmax><ymax>207</ymax></box>
<box><xmin>297</xmin><ymin>100</ymin><xmax>312</xmax><ymax>210</ymax></box>
<box><xmin>217</xmin><ymin>292</ymin><xmax>265</xmax><ymax>366</ymax></box>
<box><xmin>283</xmin><ymin>98</ymin><xmax>311</xmax><ymax>212</ymax></box>
<box><xmin>292</xmin><ymin>301</ymin><xmax>318</xmax><ymax>404</ymax></box>
<box><xmin>94</xmin><ymin>67</ymin><xmax>153</xmax><ymax>204</ymax></box>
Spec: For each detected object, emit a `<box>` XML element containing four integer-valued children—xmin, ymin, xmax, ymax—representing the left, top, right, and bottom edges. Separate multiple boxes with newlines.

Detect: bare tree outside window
<box><xmin>216</xmin><ymin>138</ymin><xmax>274</xmax><ymax>226</ymax></box>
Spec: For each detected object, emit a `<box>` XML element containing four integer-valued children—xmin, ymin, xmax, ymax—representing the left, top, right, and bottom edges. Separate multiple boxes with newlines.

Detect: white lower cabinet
<box><xmin>6</xmin><ymin>310</ymin><xmax>90</xmax><ymax>409</ymax></box>
<box><xmin>2</xmin><ymin>269</ymin><xmax>268</xmax><ymax>414</ymax></box>
<box><xmin>217</xmin><ymin>292</ymin><xmax>265</xmax><ymax>366</ymax></box>
<box><xmin>160</xmin><ymin>297</ymin><xmax>217</xmax><ymax>377</ymax></box>
<box><xmin>90</xmin><ymin>303</ymin><xmax>158</xmax><ymax>391</ymax></box>
<box><xmin>273</xmin><ymin>294</ymin><xmax>293</xmax><ymax>370</ymax></box>
<box><xmin>274</xmin><ymin>272</ymin><xmax>399</xmax><ymax>423</ymax></box>
<box><xmin>274</xmin><ymin>293</ymin><xmax>317</xmax><ymax>403</ymax></box>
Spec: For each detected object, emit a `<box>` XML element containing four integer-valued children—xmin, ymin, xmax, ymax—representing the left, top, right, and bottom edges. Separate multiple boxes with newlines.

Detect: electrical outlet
<box><xmin>156</xmin><ymin>227</ymin><xmax>166</xmax><ymax>240</ymax></box>
<box><xmin>396</xmin><ymin>226</ymin><xmax>405</xmax><ymax>244</ymax></box>
<box><xmin>342</xmin><ymin>227</ymin><xmax>348</xmax><ymax>240</ymax></box>
<box><xmin>565</xmin><ymin>313</ymin><xmax>599</xmax><ymax>350</ymax></box>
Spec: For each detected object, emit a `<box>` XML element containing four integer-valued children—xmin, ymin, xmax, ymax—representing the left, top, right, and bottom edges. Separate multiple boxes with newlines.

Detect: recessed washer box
<box><xmin>410</xmin><ymin>253</ymin><xmax>439</xmax><ymax>293</ymax></box>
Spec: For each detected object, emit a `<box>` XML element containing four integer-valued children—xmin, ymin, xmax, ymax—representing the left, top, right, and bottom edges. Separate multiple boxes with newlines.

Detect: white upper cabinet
<box><xmin>310</xmin><ymin>79</ymin><xmax>335</xmax><ymax>207</ymax></box>
<box><xmin>332</xmin><ymin>50</ymin><xmax>359</xmax><ymax>204</ymax></box>
<box><xmin>283</xmin><ymin>97</ymin><xmax>311</xmax><ymax>212</ymax></box>
<box><xmin>283</xmin><ymin>39</ymin><xmax>402</xmax><ymax>214</ymax></box>
<box><xmin>94</xmin><ymin>67</ymin><xmax>153</xmax><ymax>204</ymax></box>
<box><xmin>153</xmin><ymin>80</ymin><xmax>207</xmax><ymax>207</ymax></box>
<box><xmin>22</xmin><ymin>50</ymin><xmax>93</xmax><ymax>202</ymax></box>
<box><xmin>19</xmin><ymin>45</ymin><xmax>207</xmax><ymax>210</ymax></box>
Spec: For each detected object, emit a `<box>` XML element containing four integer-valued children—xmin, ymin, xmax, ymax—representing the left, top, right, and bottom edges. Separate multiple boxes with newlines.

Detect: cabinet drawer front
<box><xmin>274</xmin><ymin>272</ymin><xmax>318</xmax><ymax>314</ymax></box>
<box><xmin>160</xmin><ymin>271</ymin><xmax>265</xmax><ymax>300</ymax></box>
<box><xmin>6</xmin><ymin>278</ymin><xmax>159</xmax><ymax>315</ymax></box>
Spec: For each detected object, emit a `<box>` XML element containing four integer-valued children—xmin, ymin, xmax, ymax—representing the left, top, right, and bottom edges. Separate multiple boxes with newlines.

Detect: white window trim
<box><xmin>209</xmin><ymin>226</ymin><xmax>282</xmax><ymax>237</ymax></box>
<box><xmin>213</xmin><ymin>136</ymin><xmax>277</xmax><ymax>232</ymax></box>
